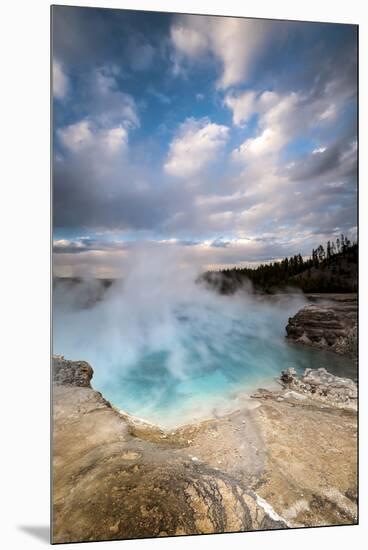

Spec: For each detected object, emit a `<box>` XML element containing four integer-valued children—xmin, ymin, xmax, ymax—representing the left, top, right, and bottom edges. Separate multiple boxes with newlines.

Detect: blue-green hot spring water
<box><xmin>53</xmin><ymin>278</ymin><xmax>355</xmax><ymax>427</ymax></box>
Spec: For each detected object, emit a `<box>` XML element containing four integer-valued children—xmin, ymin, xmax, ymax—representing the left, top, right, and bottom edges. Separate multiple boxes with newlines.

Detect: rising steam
<box><xmin>53</xmin><ymin>245</ymin><xmax>309</xmax><ymax>425</ymax></box>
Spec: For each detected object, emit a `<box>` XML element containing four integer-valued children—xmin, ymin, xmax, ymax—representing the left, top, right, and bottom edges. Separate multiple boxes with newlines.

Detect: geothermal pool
<box><xmin>53</xmin><ymin>278</ymin><xmax>354</xmax><ymax>427</ymax></box>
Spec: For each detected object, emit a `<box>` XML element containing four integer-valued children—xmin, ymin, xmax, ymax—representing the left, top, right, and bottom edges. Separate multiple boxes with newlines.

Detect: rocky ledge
<box><xmin>52</xmin><ymin>356</ymin><xmax>357</xmax><ymax>543</ymax></box>
<box><xmin>286</xmin><ymin>295</ymin><xmax>357</xmax><ymax>358</ymax></box>
<box><xmin>253</xmin><ymin>367</ymin><xmax>357</xmax><ymax>416</ymax></box>
<box><xmin>276</xmin><ymin>367</ymin><xmax>357</xmax><ymax>410</ymax></box>
<box><xmin>53</xmin><ymin>355</ymin><xmax>94</xmax><ymax>387</ymax></box>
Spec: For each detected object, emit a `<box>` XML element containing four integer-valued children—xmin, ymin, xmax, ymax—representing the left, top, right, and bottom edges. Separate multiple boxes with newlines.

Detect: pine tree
<box><xmin>327</xmin><ymin>240</ymin><xmax>331</xmax><ymax>259</ymax></box>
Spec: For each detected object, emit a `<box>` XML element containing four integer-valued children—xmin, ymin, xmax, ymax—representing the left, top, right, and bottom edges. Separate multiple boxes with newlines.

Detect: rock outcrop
<box><xmin>52</xmin><ymin>356</ymin><xmax>286</xmax><ymax>543</ymax></box>
<box><xmin>53</xmin><ymin>355</ymin><xmax>93</xmax><ymax>387</ymax></box>
<box><xmin>277</xmin><ymin>367</ymin><xmax>357</xmax><ymax>410</ymax></box>
<box><xmin>285</xmin><ymin>297</ymin><xmax>357</xmax><ymax>358</ymax></box>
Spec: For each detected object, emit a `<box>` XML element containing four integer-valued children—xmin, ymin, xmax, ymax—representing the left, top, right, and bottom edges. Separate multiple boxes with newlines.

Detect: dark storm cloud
<box><xmin>282</xmin><ymin>135</ymin><xmax>357</xmax><ymax>184</ymax></box>
<box><xmin>52</xmin><ymin>6</ymin><xmax>168</xmax><ymax>70</ymax></box>
<box><xmin>255</xmin><ymin>20</ymin><xmax>357</xmax><ymax>101</ymax></box>
<box><xmin>53</xmin><ymin>153</ymin><xmax>191</xmax><ymax>232</ymax></box>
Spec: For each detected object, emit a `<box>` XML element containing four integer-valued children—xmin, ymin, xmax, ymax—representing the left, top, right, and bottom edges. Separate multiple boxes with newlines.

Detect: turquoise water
<box><xmin>53</xmin><ymin>281</ymin><xmax>355</xmax><ymax>427</ymax></box>
<box><xmin>93</xmin><ymin>314</ymin><xmax>354</xmax><ymax>426</ymax></box>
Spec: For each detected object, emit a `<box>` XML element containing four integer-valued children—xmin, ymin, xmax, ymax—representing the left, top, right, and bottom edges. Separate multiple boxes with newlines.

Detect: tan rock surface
<box><xmin>52</xmin><ymin>356</ymin><xmax>357</xmax><ymax>543</ymax></box>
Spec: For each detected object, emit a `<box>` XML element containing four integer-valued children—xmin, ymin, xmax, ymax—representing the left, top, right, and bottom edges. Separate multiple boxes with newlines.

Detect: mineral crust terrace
<box><xmin>52</xmin><ymin>353</ymin><xmax>357</xmax><ymax>543</ymax></box>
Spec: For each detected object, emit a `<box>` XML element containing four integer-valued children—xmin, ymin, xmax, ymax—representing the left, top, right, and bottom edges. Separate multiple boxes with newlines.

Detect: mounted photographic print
<box><xmin>51</xmin><ymin>5</ymin><xmax>358</xmax><ymax>544</ymax></box>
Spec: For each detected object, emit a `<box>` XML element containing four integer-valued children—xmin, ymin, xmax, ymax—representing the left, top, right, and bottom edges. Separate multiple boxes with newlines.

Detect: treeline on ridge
<box><xmin>202</xmin><ymin>235</ymin><xmax>358</xmax><ymax>294</ymax></box>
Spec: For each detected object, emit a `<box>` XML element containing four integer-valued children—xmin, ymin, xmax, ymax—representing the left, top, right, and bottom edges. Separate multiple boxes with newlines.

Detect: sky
<box><xmin>52</xmin><ymin>6</ymin><xmax>357</xmax><ymax>278</ymax></box>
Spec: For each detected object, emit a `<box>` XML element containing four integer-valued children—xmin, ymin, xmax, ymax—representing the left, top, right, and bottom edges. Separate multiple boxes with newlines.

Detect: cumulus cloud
<box><xmin>55</xmin><ymin>64</ymin><xmax>139</xmax><ymax>177</ymax></box>
<box><xmin>53</xmin><ymin>59</ymin><xmax>69</xmax><ymax>99</ymax></box>
<box><xmin>87</xmin><ymin>67</ymin><xmax>140</xmax><ymax>129</ymax></box>
<box><xmin>225</xmin><ymin>89</ymin><xmax>279</xmax><ymax>127</ymax></box>
<box><xmin>164</xmin><ymin>117</ymin><xmax>229</xmax><ymax>178</ymax></box>
<box><xmin>224</xmin><ymin>90</ymin><xmax>257</xmax><ymax>126</ymax></box>
<box><xmin>231</xmin><ymin>92</ymin><xmax>293</xmax><ymax>163</ymax></box>
<box><xmin>230</xmin><ymin>85</ymin><xmax>352</xmax><ymax>165</ymax></box>
<box><xmin>58</xmin><ymin>120</ymin><xmax>128</xmax><ymax>154</ymax></box>
<box><xmin>56</xmin><ymin>65</ymin><xmax>139</xmax><ymax>183</ymax></box>
<box><xmin>170</xmin><ymin>15</ymin><xmax>275</xmax><ymax>89</ymax></box>
<box><xmin>171</xmin><ymin>23</ymin><xmax>208</xmax><ymax>58</ymax></box>
<box><xmin>233</xmin><ymin>128</ymin><xmax>283</xmax><ymax>162</ymax></box>
<box><xmin>211</xmin><ymin>18</ymin><xmax>272</xmax><ymax>90</ymax></box>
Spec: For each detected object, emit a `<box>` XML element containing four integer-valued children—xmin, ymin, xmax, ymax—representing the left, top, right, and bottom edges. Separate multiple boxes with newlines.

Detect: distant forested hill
<box><xmin>202</xmin><ymin>235</ymin><xmax>358</xmax><ymax>294</ymax></box>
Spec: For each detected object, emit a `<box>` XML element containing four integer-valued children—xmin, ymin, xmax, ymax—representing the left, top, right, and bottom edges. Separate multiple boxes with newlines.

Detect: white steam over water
<box><xmin>53</xmin><ymin>246</ymin><xmax>351</xmax><ymax>427</ymax></box>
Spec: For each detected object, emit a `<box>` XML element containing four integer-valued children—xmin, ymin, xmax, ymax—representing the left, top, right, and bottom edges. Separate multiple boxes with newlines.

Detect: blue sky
<box><xmin>52</xmin><ymin>7</ymin><xmax>357</xmax><ymax>277</ymax></box>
